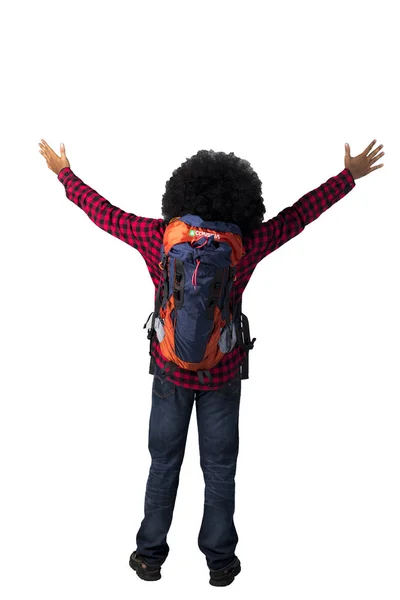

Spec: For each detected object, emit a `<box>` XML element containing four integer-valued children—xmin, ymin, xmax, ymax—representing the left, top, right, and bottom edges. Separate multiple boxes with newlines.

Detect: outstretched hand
<box><xmin>39</xmin><ymin>140</ymin><xmax>70</xmax><ymax>175</ymax></box>
<box><xmin>344</xmin><ymin>139</ymin><xmax>384</xmax><ymax>180</ymax></box>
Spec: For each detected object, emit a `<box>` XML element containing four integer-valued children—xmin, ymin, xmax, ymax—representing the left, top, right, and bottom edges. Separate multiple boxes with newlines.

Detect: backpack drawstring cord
<box><xmin>191</xmin><ymin>238</ymin><xmax>208</xmax><ymax>289</ymax></box>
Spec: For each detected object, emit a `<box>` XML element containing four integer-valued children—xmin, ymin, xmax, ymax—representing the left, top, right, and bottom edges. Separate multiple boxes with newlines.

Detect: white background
<box><xmin>1</xmin><ymin>1</ymin><xmax>399</xmax><ymax>598</ymax></box>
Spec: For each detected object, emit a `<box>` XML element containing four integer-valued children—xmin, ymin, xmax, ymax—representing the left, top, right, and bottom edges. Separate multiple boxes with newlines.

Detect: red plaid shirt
<box><xmin>58</xmin><ymin>166</ymin><xmax>355</xmax><ymax>390</ymax></box>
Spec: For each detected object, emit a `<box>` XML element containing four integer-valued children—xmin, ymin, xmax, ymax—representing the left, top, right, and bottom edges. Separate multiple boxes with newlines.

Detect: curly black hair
<box><xmin>161</xmin><ymin>150</ymin><xmax>266</xmax><ymax>238</ymax></box>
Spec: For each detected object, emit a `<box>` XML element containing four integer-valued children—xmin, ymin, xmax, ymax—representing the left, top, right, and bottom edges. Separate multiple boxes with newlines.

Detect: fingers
<box><xmin>369</xmin><ymin>144</ymin><xmax>384</xmax><ymax>159</ymax></box>
<box><xmin>363</xmin><ymin>139</ymin><xmax>378</xmax><ymax>155</ymax></box>
<box><xmin>369</xmin><ymin>150</ymin><xmax>385</xmax><ymax>165</ymax></box>
<box><xmin>39</xmin><ymin>139</ymin><xmax>50</xmax><ymax>153</ymax></box>
<box><xmin>39</xmin><ymin>139</ymin><xmax>58</xmax><ymax>157</ymax></box>
<box><xmin>40</xmin><ymin>139</ymin><xmax>53</xmax><ymax>151</ymax></box>
<box><xmin>370</xmin><ymin>163</ymin><xmax>384</xmax><ymax>172</ymax></box>
<box><xmin>39</xmin><ymin>141</ymin><xmax>49</xmax><ymax>157</ymax></box>
<box><xmin>39</xmin><ymin>141</ymin><xmax>54</xmax><ymax>169</ymax></box>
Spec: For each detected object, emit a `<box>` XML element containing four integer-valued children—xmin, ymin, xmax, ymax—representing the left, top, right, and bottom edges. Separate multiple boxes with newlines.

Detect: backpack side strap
<box><xmin>234</xmin><ymin>300</ymin><xmax>256</xmax><ymax>380</ymax></box>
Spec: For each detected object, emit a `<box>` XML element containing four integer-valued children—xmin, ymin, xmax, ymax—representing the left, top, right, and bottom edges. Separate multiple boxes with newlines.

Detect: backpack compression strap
<box><xmin>144</xmin><ymin>253</ymin><xmax>168</xmax><ymax>375</ymax></box>
<box><xmin>235</xmin><ymin>300</ymin><xmax>256</xmax><ymax>380</ymax></box>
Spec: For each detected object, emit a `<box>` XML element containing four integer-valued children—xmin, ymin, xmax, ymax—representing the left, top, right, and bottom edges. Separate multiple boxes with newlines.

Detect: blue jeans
<box><xmin>135</xmin><ymin>362</ymin><xmax>242</xmax><ymax>571</ymax></box>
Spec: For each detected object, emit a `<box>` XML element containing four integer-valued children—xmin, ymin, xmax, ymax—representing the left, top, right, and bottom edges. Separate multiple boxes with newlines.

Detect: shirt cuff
<box><xmin>58</xmin><ymin>166</ymin><xmax>72</xmax><ymax>180</ymax></box>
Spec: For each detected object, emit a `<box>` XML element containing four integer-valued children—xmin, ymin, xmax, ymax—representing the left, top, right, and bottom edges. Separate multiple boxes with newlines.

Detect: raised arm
<box><xmin>57</xmin><ymin>166</ymin><xmax>163</xmax><ymax>257</ymax></box>
<box><xmin>249</xmin><ymin>167</ymin><xmax>355</xmax><ymax>263</ymax></box>
<box><xmin>247</xmin><ymin>139</ymin><xmax>384</xmax><ymax>265</ymax></box>
<box><xmin>39</xmin><ymin>140</ymin><xmax>164</xmax><ymax>266</ymax></box>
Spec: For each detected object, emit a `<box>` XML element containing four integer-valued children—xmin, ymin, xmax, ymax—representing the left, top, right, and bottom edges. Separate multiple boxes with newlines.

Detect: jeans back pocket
<box><xmin>153</xmin><ymin>364</ymin><xmax>176</xmax><ymax>399</ymax></box>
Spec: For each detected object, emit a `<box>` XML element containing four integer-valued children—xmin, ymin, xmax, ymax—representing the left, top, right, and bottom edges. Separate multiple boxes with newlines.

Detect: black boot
<box><xmin>129</xmin><ymin>551</ymin><xmax>161</xmax><ymax>581</ymax></box>
<box><xmin>209</xmin><ymin>557</ymin><xmax>241</xmax><ymax>587</ymax></box>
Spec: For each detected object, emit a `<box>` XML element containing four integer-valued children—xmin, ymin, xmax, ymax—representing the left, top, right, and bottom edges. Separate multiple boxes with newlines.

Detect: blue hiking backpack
<box><xmin>143</xmin><ymin>214</ymin><xmax>256</xmax><ymax>386</ymax></box>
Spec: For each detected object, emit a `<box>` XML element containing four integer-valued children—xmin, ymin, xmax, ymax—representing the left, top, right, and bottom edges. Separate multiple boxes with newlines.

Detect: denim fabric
<box><xmin>135</xmin><ymin>362</ymin><xmax>241</xmax><ymax>570</ymax></box>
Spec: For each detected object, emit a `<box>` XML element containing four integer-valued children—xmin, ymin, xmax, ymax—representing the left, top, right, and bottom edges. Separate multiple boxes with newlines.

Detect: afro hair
<box><xmin>161</xmin><ymin>150</ymin><xmax>266</xmax><ymax>238</ymax></box>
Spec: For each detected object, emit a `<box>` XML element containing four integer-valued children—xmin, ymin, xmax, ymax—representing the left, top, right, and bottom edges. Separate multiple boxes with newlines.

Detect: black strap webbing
<box><xmin>221</xmin><ymin>267</ymin><xmax>235</xmax><ymax>321</ymax></box>
<box><xmin>197</xmin><ymin>370</ymin><xmax>212</xmax><ymax>386</ymax></box>
<box><xmin>144</xmin><ymin>253</ymin><xmax>168</xmax><ymax>373</ymax></box>
<box><xmin>233</xmin><ymin>300</ymin><xmax>256</xmax><ymax>380</ymax></box>
<box><xmin>173</xmin><ymin>259</ymin><xmax>184</xmax><ymax>309</ymax></box>
<box><xmin>207</xmin><ymin>268</ymin><xmax>224</xmax><ymax>321</ymax></box>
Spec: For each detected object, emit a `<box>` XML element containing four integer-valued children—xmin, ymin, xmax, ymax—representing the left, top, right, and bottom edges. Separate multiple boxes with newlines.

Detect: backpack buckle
<box><xmin>243</xmin><ymin>337</ymin><xmax>256</xmax><ymax>350</ymax></box>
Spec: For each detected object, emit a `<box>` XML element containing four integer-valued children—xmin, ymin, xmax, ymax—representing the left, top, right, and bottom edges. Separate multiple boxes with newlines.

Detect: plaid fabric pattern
<box><xmin>58</xmin><ymin>166</ymin><xmax>355</xmax><ymax>390</ymax></box>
